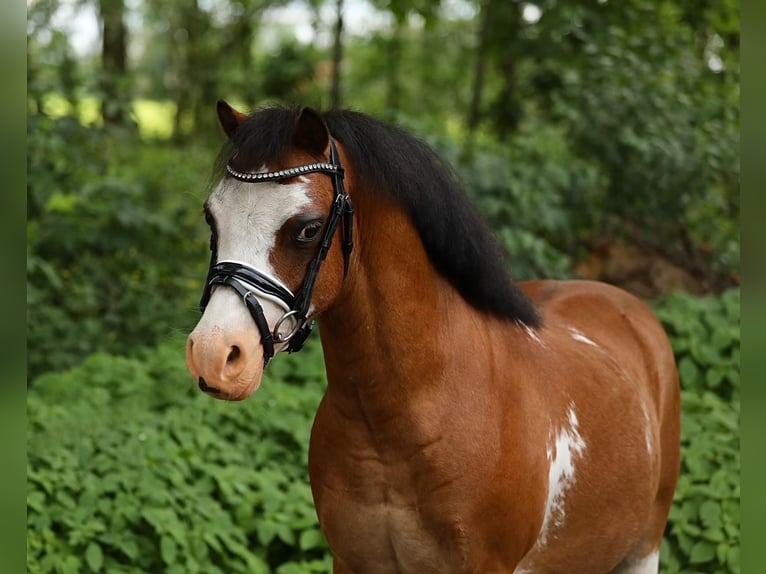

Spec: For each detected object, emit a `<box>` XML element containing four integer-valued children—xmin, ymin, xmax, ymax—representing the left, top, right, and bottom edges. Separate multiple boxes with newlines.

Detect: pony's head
<box><xmin>185</xmin><ymin>101</ymin><xmax>352</xmax><ymax>400</ymax></box>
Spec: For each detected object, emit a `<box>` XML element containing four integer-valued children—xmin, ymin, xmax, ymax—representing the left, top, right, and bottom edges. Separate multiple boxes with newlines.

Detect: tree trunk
<box><xmin>98</xmin><ymin>0</ymin><xmax>129</xmax><ymax>126</ymax></box>
<box><xmin>495</xmin><ymin>46</ymin><xmax>518</xmax><ymax>142</ymax></box>
<box><xmin>385</xmin><ymin>18</ymin><xmax>404</xmax><ymax>114</ymax></box>
<box><xmin>489</xmin><ymin>1</ymin><xmax>521</xmax><ymax>141</ymax></box>
<box><xmin>330</xmin><ymin>0</ymin><xmax>344</xmax><ymax>108</ymax></box>
<box><xmin>467</xmin><ymin>0</ymin><xmax>495</xmax><ymax>132</ymax></box>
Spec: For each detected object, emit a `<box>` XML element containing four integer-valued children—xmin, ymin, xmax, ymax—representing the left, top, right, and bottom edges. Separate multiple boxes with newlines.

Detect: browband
<box><xmin>226</xmin><ymin>162</ymin><xmax>343</xmax><ymax>182</ymax></box>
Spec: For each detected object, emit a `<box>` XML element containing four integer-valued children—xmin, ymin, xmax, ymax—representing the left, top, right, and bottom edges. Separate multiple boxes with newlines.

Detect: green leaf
<box><xmin>60</xmin><ymin>555</ymin><xmax>81</xmax><ymax>574</ymax></box>
<box><xmin>115</xmin><ymin>538</ymin><xmax>139</xmax><ymax>561</ymax></box>
<box><xmin>27</xmin><ymin>490</ymin><xmax>46</xmax><ymax>512</ymax></box>
<box><xmin>276</xmin><ymin>563</ymin><xmax>307</xmax><ymax>574</ymax></box>
<box><xmin>161</xmin><ymin>535</ymin><xmax>178</xmax><ymax>565</ymax></box>
<box><xmin>702</xmin><ymin>527</ymin><xmax>724</xmax><ymax>543</ymax></box>
<box><xmin>699</xmin><ymin>500</ymin><xmax>721</xmax><ymax>529</ymax></box>
<box><xmin>245</xmin><ymin>553</ymin><xmax>271</xmax><ymax>574</ymax></box>
<box><xmin>275</xmin><ymin>523</ymin><xmax>296</xmax><ymax>545</ymax></box>
<box><xmin>255</xmin><ymin>520</ymin><xmax>278</xmax><ymax>546</ymax></box>
<box><xmin>727</xmin><ymin>546</ymin><xmax>740</xmax><ymax>571</ymax></box>
<box><xmin>689</xmin><ymin>540</ymin><xmax>716</xmax><ymax>564</ymax></box>
<box><xmin>85</xmin><ymin>542</ymin><xmax>103</xmax><ymax>572</ymax></box>
<box><xmin>677</xmin><ymin>356</ymin><xmax>701</xmax><ymax>389</ymax></box>
<box><xmin>299</xmin><ymin>528</ymin><xmax>326</xmax><ymax>551</ymax></box>
<box><xmin>705</xmin><ymin>368</ymin><xmax>726</xmax><ymax>390</ymax></box>
<box><xmin>716</xmin><ymin>542</ymin><xmax>728</xmax><ymax>564</ymax></box>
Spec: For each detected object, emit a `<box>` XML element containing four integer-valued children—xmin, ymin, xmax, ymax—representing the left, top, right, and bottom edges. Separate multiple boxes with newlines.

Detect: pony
<box><xmin>185</xmin><ymin>101</ymin><xmax>680</xmax><ymax>573</ymax></box>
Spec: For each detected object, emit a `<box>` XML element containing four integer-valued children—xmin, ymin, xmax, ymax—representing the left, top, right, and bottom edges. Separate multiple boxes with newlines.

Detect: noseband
<box><xmin>199</xmin><ymin>139</ymin><xmax>354</xmax><ymax>368</ymax></box>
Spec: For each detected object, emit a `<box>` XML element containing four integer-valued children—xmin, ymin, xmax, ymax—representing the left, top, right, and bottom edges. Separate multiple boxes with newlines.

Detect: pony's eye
<box><xmin>296</xmin><ymin>220</ymin><xmax>323</xmax><ymax>243</ymax></box>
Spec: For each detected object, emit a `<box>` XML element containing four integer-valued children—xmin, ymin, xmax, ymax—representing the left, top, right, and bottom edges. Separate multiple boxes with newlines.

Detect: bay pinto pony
<box><xmin>185</xmin><ymin>102</ymin><xmax>680</xmax><ymax>574</ymax></box>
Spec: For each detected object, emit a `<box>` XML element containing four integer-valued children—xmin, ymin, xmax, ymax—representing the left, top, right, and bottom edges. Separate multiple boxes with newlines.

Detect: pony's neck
<box><xmin>317</xmin><ymin>193</ymin><xmax>491</xmax><ymax>430</ymax></box>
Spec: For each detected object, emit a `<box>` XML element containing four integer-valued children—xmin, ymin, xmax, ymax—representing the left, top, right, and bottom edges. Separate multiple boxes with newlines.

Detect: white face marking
<box><xmin>539</xmin><ymin>402</ymin><xmax>586</xmax><ymax>544</ymax></box>
<box><xmin>198</xmin><ymin>178</ymin><xmax>312</xmax><ymax>346</ymax></box>
<box><xmin>567</xmin><ymin>326</ymin><xmax>600</xmax><ymax>348</ymax></box>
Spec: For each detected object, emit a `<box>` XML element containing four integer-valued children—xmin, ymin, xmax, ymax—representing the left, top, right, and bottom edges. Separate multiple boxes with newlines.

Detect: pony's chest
<box><xmin>316</xmin><ymin>486</ymin><xmax>463</xmax><ymax>574</ymax></box>
<box><xmin>311</xmin><ymin>438</ymin><xmax>469</xmax><ymax>573</ymax></box>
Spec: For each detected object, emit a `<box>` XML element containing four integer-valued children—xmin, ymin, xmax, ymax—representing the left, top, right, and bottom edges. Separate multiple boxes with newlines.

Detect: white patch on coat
<box><xmin>517</xmin><ymin>320</ymin><xmax>546</xmax><ymax>347</ymax></box>
<box><xmin>539</xmin><ymin>402</ymin><xmax>586</xmax><ymax>545</ymax></box>
<box><xmin>620</xmin><ymin>550</ymin><xmax>659</xmax><ymax>573</ymax></box>
<box><xmin>197</xmin><ymin>178</ymin><xmax>312</xmax><ymax>345</ymax></box>
<box><xmin>642</xmin><ymin>402</ymin><xmax>654</xmax><ymax>456</ymax></box>
<box><xmin>567</xmin><ymin>326</ymin><xmax>600</xmax><ymax>348</ymax></box>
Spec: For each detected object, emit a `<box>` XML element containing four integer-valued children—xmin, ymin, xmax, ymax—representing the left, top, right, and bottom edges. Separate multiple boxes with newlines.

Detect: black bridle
<box><xmin>199</xmin><ymin>139</ymin><xmax>354</xmax><ymax>368</ymax></box>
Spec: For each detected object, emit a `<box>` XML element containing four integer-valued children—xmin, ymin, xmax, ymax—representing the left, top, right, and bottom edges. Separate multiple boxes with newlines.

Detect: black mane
<box><xmin>216</xmin><ymin>106</ymin><xmax>540</xmax><ymax>327</ymax></box>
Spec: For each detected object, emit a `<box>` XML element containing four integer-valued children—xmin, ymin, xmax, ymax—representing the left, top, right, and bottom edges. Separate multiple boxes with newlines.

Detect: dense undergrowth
<box><xmin>655</xmin><ymin>289</ymin><xmax>740</xmax><ymax>573</ymax></box>
<box><xmin>27</xmin><ymin>115</ymin><xmax>212</xmax><ymax>379</ymax></box>
<box><xmin>28</xmin><ymin>337</ymin><xmax>329</xmax><ymax>574</ymax></box>
<box><xmin>28</xmin><ymin>289</ymin><xmax>739</xmax><ymax>573</ymax></box>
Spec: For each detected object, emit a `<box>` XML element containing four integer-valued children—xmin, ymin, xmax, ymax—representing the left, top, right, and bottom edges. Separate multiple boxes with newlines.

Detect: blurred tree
<box><xmin>27</xmin><ymin>0</ymin><xmax>80</xmax><ymax>116</ymax></box>
<box><xmin>217</xmin><ymin>0</ymin><xmax>291</xmax><ymax>103</ymax></box>
<box><xmin>466</xmin><ymin>0</ymin><xmax>524</xmax><ymax>141</ymax></box>
<box><xmin>369</xmin><ymin>0</ymin><xmax>442</xmax><ymax>119</ymax></box>
<box><xmin>260</xmin><ymin>39</ymin><xmax>320</xmax><ymax>102</ymax></box>
<box><xmin>97</xmin><ymin>0</ymin><xmax>132</xmax><ymax>125</ymax></box>
<box><xmin>536</xmin><ymin>0</ymin><xmax>739</xmax><ymax>285</ymax></box>
<box><xmin>330</xmin><ymin>0</ymin><xmax>344</xmax><ymax>108</ymax></box>
<box><xmin>467</xmin><ymin>0</ymin><xmax>492</xmax><ymax>133</ymax></box>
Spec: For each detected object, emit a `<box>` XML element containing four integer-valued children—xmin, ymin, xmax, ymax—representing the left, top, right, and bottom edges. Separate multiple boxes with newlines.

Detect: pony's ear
<box><xmin>217</xmin><ymin>99</ymin><xmax>248</xmax><ymax>139</ymax></box>
<box><xmin>293</xmin><ymin>107</ymin><xmax>329</xmax><ymax>156</ymax></box>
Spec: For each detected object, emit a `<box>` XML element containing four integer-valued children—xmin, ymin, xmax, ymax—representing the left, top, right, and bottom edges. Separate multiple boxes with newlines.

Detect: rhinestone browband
<box><xmin>226</xmin><ymin>162</ymin><xmax>343</xmax><ymax>183</ymax></box>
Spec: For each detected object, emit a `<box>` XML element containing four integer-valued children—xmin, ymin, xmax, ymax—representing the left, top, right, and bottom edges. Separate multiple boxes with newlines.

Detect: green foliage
<box><xmin>259</xmin><ymin>40</ymin><xmax>322</xmax><ymax>104</ymax></box>
<box><xmin>27</xmin><ymin>114</ymin><xmax>214</xmax><ymax>378</ymax></box>
<box><xmin>655</xmin><ymin>289</ymin><xmax>740</xmax><ymax>573</ymax></box>
<box><xmin>27</xmin><ymin>337</ymin><xmax>332</xmax><ymax>574</ymax></box>
<box><xmin>542</xmin><ymin>0</ymin><xmax>740</xmax><ymax>277</ymax></box>
<box><xmin>343</xmin><ymin>14</ymin><xmax>475</xmax><ymax>122</ymax></box>
<box><xmin>416</xmin><ymin>120</ymin><xmax>603</xmax><ymax>281</ymax></box>
<box><xmin>656</xmin><ymin>289</ymin><xmax>740</xmax><ymax>402</ymax></box>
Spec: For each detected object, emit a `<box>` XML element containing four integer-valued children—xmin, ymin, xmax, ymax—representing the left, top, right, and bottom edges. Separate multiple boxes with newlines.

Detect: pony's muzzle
<box><xmin>185</xmin><ymin>327</ymin><xmax>264</xmax><ymax>401</ymax></box>
<box><xmin>197</xmin><ymin>377</ymin><xmax>220</xmax><ymax>395</ymax></box>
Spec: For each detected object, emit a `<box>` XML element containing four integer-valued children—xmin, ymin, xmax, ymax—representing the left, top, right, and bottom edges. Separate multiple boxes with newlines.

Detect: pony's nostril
<box><xmin>198</xmin><ymin>377</ymin><xmax>220</xmax><ymax>395</ymax></box>
<box><xmin>227</xmin><ymin>346</ymin><xmax>241</xmax><ymax>364</ymax></box>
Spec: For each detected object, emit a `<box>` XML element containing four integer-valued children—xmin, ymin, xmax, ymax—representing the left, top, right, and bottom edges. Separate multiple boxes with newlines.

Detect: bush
<box><xmin>27</xmin><ymin>114</ymin><xmax>215</xmax><ymax>378</ymax></box>
<box><xmin>417</xmin><ymin>120</ymin><xmax>604</xmax><ymax>281</ymax></box>
<box><xmin>655</xmin><ymin>288</ymin><xmax>740</xmax><ymax>573</ymax></box>
<box><xmin>27</xmin><ymin>337</ymin><xmax>332</xmax><ymax>574</ymax></box>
